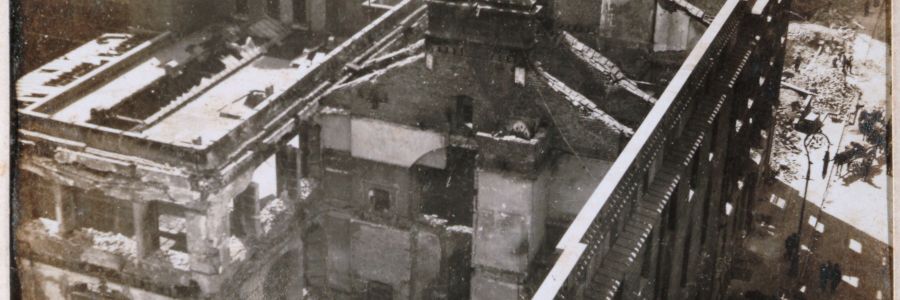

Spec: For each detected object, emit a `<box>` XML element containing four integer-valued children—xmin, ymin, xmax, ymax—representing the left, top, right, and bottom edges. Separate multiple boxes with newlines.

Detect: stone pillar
<box><xmin>276</xmin><ymin>145</ymin><xmax>299</xmax><ymax>200</ymax></box>
<box><xmin>470</xmin><ymin>169</ymin><xmax>547</xmax><ymax>299</ymax></box>
<box><xmin>184</xmin><ymin>210</ymin><xmax>222</xmax><ymax>294</ymax></box>
<box><xmin>133</xmin><ymin>201</ymin><xmax>160</xmax><ymax>257</ymax></box>
<box><xmin>304</xmin><ymin>123</ymin><xmax>323</xmax><ymax>179</ymax></box>
<box><xmin>52</xmin><ymin>182</ymin><xmax>77</xmax><ymax>236</ymax></box>
<box><xmin>298</xmin><ymin>123</ymin><xmax>313</xmax><ymax>178</ymax></box>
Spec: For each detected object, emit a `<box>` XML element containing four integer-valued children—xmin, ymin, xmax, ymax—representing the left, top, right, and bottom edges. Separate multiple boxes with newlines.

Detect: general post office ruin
<box><xmin>13</xmin><ymin>0</ymin><xmax>790</xmax><ymax>298</ymax></box>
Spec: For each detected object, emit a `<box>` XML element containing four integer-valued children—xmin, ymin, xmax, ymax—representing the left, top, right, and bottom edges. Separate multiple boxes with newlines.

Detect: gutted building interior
<box><xmin>14</xmin><ymin>0</ymin><xmax>790</xmax><ymax>299</ymax></box>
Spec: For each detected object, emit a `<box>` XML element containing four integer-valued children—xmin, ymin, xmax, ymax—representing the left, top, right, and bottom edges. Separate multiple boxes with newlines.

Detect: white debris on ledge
<box><xmin>476</xmin><ymin>131</ymin><xmax>539</xmax><ymax>145</ymax></box>
<box><xmin>161</xmin><ymin>249</ymin><xmax>190</xmax><ymax>271</ymax></box>
<box><xmin>38</xmin><ymin>218</ymin><xmax>60</xmax><ymax>236</ymax></box>
<box><xmin>423</xmin><ymin>214</ymin><xmax>449</xmax><ymax>227</ymax></box>
<box><xmin>159</xmin><ymin>214</ymin><xmax>186</xmax><ymax>235</ymax></box>
<box><xmin>80</xmin><ymin>228</ymin><xmax>137</xmax><ymax>260</ymax></box>
<box><xmin>319</xmin><ymin>106</ymin><xmax>350</xmax><ymax>115</ymax></box>
<box><xmin>298</xmin><ymin>178</ymin><xmax>315</xmax><ymax>200</ymax></box>
<box><xmin>446</xmin><ymin>225</ymin><xmax>473</xmax><ymax>235</ymax></box>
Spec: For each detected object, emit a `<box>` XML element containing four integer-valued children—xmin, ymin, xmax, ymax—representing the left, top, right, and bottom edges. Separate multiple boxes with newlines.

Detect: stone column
<box><xmin>133</xmin><ymin>201</ymin><xmax>160</xmax><ymax>258</ymax></box>
<box><xmin>298</xmin><ymin>123</ymin><xmax>312</xmax><ymax>178</ymax></box>
<box><xmin>184</xmin><ymin>210</ymin><xmax>222</xmax><ymax>293</ymax></box>
<box><xmin>276</xmin><ymin>145</ymin><xmax>299</xmax><ymax>200</ymax></box>
<box><xmin>52</xmin><ymin>182</ymin><xmax>77</xmax><ymax>236</ymax></box>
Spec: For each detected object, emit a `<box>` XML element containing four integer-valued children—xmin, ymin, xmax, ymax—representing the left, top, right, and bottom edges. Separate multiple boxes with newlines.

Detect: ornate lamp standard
<box><xmin>789</xmin><ymin>131</ymin><xmax>831</xmax><ymax>277</ymax></box>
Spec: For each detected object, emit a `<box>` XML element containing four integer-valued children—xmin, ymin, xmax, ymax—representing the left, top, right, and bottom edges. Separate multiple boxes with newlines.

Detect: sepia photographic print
<box><xmin>4</xmin><ymin>0</ymin><xmax>896</xmax><ymax>299</ymax></box>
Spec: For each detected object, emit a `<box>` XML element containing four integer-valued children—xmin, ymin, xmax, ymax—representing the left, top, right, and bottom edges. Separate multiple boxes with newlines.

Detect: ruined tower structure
<box><xmin>14</xmin><ymin>0</ymin><xmax>790</xmax><ymax>299</ymax></box>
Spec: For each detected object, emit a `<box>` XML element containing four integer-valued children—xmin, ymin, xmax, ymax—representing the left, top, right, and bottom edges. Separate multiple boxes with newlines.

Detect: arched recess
<box><xmin>412</xmin><ymin>147</ymin><xmax>477</xmax><ymax>226</ymax></box>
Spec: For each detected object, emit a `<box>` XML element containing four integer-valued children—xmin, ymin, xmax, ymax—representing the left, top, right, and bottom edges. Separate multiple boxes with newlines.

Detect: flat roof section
<box><xmin>16</xmin><ymin>33</ymin><xmax>155</xmax><ymax>106</ymax></box>
<box><xmin>51</xmin><ymin>31</ymin><xmax>209</xmax><ymax>123</ymax></box>
<box><xmin>141</xmin><ymin>52</ymin><xmax>327</xmax><ymax>146</ymax></box>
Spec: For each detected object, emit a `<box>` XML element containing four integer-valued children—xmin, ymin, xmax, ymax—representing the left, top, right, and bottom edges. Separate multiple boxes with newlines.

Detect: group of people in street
<box><xmin>791</xmin><ymin>47</ymin><xmax>852</xmax><ymax>77</ymax></box>
<box><xmin>818</xmin><ymin>261</ymin><xmax>843</xmax><ymax>293</ymax></box>
<box><xmin>831</xmin><ymin>50</ymin><xmax>853</xmax><ymax>76</ymax></box>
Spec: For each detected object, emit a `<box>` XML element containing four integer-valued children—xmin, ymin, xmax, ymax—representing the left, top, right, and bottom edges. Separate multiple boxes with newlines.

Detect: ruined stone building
<box><xmin>13</xmin><ymin>0</ymin><xmax>790</xmax><ymax>298</ymax></box>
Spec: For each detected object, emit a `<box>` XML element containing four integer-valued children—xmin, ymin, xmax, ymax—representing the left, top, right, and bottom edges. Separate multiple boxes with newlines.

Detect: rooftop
<box><xmin>17</xmin><ymin>1</ymin><xmax>423</xmax><ymax>170</ymax></box>
<box><xmin>16</xmin><ymin>32</ymin><xmax>157</xmax><ymax>106</ymax></box>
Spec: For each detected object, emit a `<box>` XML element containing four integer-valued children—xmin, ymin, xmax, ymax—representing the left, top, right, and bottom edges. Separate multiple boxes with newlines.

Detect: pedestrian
<box><xmin>863</xmin><ymin>156</ymin><xmax>874</xmax><ymax>182</ymax></box>
<box><xmin>831</xmin><ymin>263</ymin><xmax>843</xmax><ymax>292</ymax></box>
<box><xmin>841</xmin><ymin>57</ymin><xmax>849</xmax><ymax>76</ymax></box>
<box><xmin>793</xmin><ymin>53</ymin><xmax>803</xmax><ymax>72</ymax></box>
<box><xmin>819</xmin><ymin>263</ymin><xmax>830</xmax><ymax>290</ymax></box>
<box><xmin>844</xmin><ymin>53</ymin><xmax>853</xmax><ymax>75</ymax></box>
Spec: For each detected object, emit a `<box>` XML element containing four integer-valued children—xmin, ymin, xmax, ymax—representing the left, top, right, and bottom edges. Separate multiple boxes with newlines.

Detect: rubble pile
<box><xmin>786</xmin><ymin>24</ymin><xmax>860</xmax><ymax>118</ymax></box>
<box><xmin>259</xmin><ymin>198</ymin><xmax>287</xmax><ymax>235</ymax></box>
<box><xmin>774</xmin><ymin>24</ymin><xmax>862</xmax><ymax>181</ymax></box>
<box><xmin>76</xmin><ymin>228</ymin><xmax>138</xmax><ymax>260</ymax></box>
<box><xmin>160</xmin><ymin>249</ymin><xmax>190</xmax><ymax>271</ymax></box>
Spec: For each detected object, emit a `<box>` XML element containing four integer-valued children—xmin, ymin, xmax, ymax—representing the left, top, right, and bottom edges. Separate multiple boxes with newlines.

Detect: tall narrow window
<box><xmin>231</xmin><ymin>183</ymin><xmax>259</xmax><ymax>238</ymax></box>
<box><xmin>369</xmin><ymin>188</ymin><xmax>391</xmax><ymax>212</ymax></box>
<box><xmin>293</xmin><ymin>0</ymin><xmax>307</xmax><ymax>24</ymax></box>
<box><xmin>452</xmin><ymin>96</ymin><xmax>474</xmax><ymax>134</ymax></box>
<box><xmin>267</xmin><ymin>0</ymin><xmax>280</xmax><ymax>18</ymax></box>
<box><xmin>235</xmin><ymin>0</ymin><xmax>248</xmax><ymax>15</ymax></box>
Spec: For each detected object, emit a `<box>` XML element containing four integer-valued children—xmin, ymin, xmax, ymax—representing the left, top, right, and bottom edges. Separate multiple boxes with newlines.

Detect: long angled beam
<box><xmin>535</xmin><ymin>65</ymin><xmax>636</xmax><ymax>137</ymax></box>
<box><xmin>670</xmin><ymin>0</ymin><xmax>715</xmax><ymax>26</ymax></box>
<box><xmin>559</xmin><ymin>31</ymin><xmax>658</xmax><ymax>104</ymax></box>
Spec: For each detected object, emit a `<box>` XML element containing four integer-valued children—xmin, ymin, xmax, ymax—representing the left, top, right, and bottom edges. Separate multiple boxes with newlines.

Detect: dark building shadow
<box><xmin>733</xmin><ymin>176</ymin><xmax>892</xmax><ymax>299</ymax></box>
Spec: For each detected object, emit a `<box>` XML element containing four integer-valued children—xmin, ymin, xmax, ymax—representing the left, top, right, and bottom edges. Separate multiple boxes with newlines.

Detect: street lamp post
<box><xmin>789</xmin><ymin>131</ymin><xmax>831</xmax><ymax>277</ymax></box>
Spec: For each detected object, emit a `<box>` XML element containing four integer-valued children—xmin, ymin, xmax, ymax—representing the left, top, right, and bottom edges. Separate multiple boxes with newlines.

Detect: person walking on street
<box><xmin>819</xmin><ymin>263</ymin><xmax>830</xmax><ymax>291</ymax></box>
<box><xmin>841</xmin><ymin>57</ymin><xmax>849</xmax><ymax>76</ymax></box>
<box><xmin>831</xmin><ymin>263</ymin><xmax>843</xmax><ymax>293</ymax></box>
<box><xmin>793</xmin><ymin>54</ymin><xmax>803</xmax><ymax>72</ymax></box>
<box><xmin>784</xmin><ymin>233</ymin><xmax>799</xmax><ymax>261</ymax></box>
